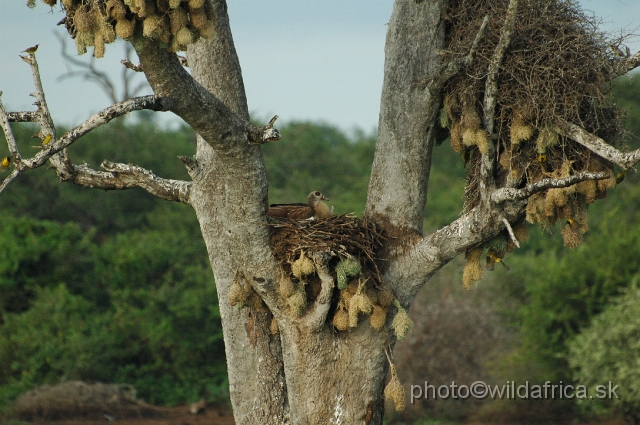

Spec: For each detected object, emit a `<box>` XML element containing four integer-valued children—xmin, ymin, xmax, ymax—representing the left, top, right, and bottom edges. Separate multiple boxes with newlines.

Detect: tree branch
<box><xmin>62</xmin><ymin>160</ymin><xmax>192</xmax><ymax>204</ymax></box>
<box><xmin>502</xmin><ymin>217</ymin><xmax>520</xmax><ymax>249</ymax></box>
<box><xmin>1</xmin><ymin>52</ymin><xmax>185</xmax><ymax>202</ymax></box>
<box><xmin>388</xmin><ymin>198</ymin><xmax>524</xmax><ymax>305</ymax></box>
<box><xmin>483</xmin><ymin>0</ymin><xmax>518</xmax><ymax>135</ymax></box>
<box><xmin>6</xmin><ymin>111</ymin><xmax>38</xmax><ymax>122</ymax></box>
<box><xmin>613</xmin><ymin>51</ymin><xmax>640</xmax><ymax>77</ymax></box>
<box><xmin>303</xmin><ymin>252</ymin><xmax>335</xmax><ymax>332</ymax></box>
<box><xmin>556</xmin><ymin>121</ymin><xmax>640</xmax><ymax>170</ymax></box>
<box><xmin>0</xmin><ymin>96</ymin><xmax>20</xmax><ymax>159</ymax></box>
<box><xmin>16</xmin><ymin>95</ymin><xmax>169</xmax><ymax>172</ymax></box>
<box><xmin>491</xmin><ymin>171</ymin><xmax>609</xmax><ymax>204</ymax></box>
<box><xmin>480</xmin><ymin>0</ymin><xmax>519</xmax><ymax>198</ymax></box>
<box><xmin>423</xmin><ymin>15</ymin><xmax>489</xmax><ymax>92</ymax></box>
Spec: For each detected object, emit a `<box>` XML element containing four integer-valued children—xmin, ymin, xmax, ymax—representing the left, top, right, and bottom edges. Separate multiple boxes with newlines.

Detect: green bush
<box><xmin>568</xmin><ymin>285</ymin><xmax>640</xmax><ymax>423</ymax></box>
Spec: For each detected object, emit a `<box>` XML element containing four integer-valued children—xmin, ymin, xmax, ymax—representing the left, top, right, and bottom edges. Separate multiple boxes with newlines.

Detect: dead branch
<box><xmin>57</xmin><ymin>160</ymin><xmax>192</xmax><ymax>204</ymax></box>
<box><xmin>6</xmin><ymin>111</ymin><xmax>38</xmax><ymax>122</ymax></box>
<box><xmin>14</xmin><ymin>95</ymin><xmax>169</xmax><ymax>173</ymax></box>
<box><xmin>556</xmin><ymin>121</ymin><xmax>640</xmax><ymax>170</ymax></box>
<box><xmin>502</xmin><ymin>217</ymin><xmax>520</xmax><ymax>249</ymax></box>
<box><xmin>121</xmin><ymin>59</ymin><xmax>143</xmax><ymax>73</ymax></box>
<box><xmin>614</xmin><ymin>51</ymin><xmax>640</xmax><ymax>77</ymax></box>
<box><xmin>1</xmin><ymin>50</ymin><xmax>188</xmax><ymax>205</ymax></box>
<box><xmin>423</xmin><ymin>15</ymin><xmax>489</xmax><ymax>92</ymax></box>
<box><xmin>491</xmin><ymin>171</ymin><xmax>609</xmax><ymax>203</ymax></box>
<box><xmin>483</xmin><ymin>0</ymin><xmax>519</xmax><ymax>134</ymax></box>
<box><xmin>249</xmin><ymin>115</ymin><xmax>281</xmax><ymax>145</ymax></box>
<box><xmin>0</xmin><ymin>98</ymin><xmax>20</xmax><ymax>159</ymax></box>
<box><xmin>480</xmin><ymin>0</ymin><xmax>519</xmax><ymax>197</ymax></box>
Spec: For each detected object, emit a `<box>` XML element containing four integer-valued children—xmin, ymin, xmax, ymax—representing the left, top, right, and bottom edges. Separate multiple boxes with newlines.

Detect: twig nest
<box><xmin>450</xmin><ymin>120</ymin><xmax>463</xmax><ymax>153</ymax></box>
<box><xmin>175</xmin><ymin>26</ymin><xmax>193</xmax><ymax>46</ymax></box>
<box><xmin>187</xmin><ymin>0</ymin><xmax>204</xmax><ymax>8</ymax></box>
<box><xmin>291</xmin><ymin>251</ymin><xmax>315</xmax><ymax>279</ymax></box>
<box><xmin>391</xmin><ymin>300</ymin><xmax>413</xmax><ymax>341</ymax></box>
<box><xmin>536</xmin><ymin>126</ymin><xmax>559</xmax><ymax>152</ymax></box>
<box><xmin>169</xmin><ymin>7</ymin><xmax>188</xmax><ymax>35</ymax></box>
<box><xmin>115</xmin><ymin>18</ymin><xmax>136</xmax><ymax>40</ymax></box>
<box><xmin>278</xmin><ymin>276</ymin><xmax>295</xmax><ymax>298</ymax></box>
<box><xmin>384</xmin><ymin>365</ymin><xmax>405</xmax><ymax>411</ymax></box>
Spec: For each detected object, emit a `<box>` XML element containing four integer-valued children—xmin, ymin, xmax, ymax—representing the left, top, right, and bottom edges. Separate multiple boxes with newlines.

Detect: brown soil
<box><xmin>21</xmin><ymin>403</ymin><xmax>235</xmax><ymax>425</ymax></box>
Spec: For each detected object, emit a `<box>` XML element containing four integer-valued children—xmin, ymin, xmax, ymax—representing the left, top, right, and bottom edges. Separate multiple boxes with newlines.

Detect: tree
<box><xmin>2</xmin><ymin>0</ymin><xmax>640</xmax><ymax>423</ymax></box>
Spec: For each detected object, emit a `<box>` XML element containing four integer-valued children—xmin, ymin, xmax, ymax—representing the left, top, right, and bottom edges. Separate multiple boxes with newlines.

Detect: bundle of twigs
<box><xmin>269</xmin><ymin>214</ymin><xmax>386</xmax><ymax>287</ymax></box>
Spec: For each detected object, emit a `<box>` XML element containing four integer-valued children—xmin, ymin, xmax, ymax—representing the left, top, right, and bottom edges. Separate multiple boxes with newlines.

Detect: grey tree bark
<box><xmin>3</xmin><ymin>0</ymin><xmax>640</xmax><ymax>424</ymax></box>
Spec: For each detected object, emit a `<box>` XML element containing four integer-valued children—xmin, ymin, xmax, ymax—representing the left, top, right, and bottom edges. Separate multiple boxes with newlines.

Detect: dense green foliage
<box><xmin>568</xmin><ymin>286</ymin><xmax>640</xmax><ymax>422</ymax></box>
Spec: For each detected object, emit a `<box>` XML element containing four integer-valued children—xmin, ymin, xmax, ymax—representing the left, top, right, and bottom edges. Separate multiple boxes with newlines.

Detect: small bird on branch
<box><xmin>22</xmin><ymin>44</ymin><xmax>39</xmax><ymax>55</ymax></box>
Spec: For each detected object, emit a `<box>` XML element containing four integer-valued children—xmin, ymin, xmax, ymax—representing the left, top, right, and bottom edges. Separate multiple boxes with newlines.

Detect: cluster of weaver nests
<box><xmin>227</xmin><ymin>214</ymin><xmax>412</xmax><ymax>340</ymax></box>
<box><xmin>37</xmin><ymin>0</ymin><xmax>215</xmax><ymax>57</ymax></box>
<box><xmin>438</xmin><ymin>0</ymin><xmax>630</xmax><ymax>273</ymax></box>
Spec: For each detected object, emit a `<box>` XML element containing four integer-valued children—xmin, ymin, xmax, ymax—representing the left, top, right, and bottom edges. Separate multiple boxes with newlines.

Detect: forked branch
<box><xmin>1</xmin><ymin>50</ymin><xmax>189</xmax><ymax>205</ymax></box>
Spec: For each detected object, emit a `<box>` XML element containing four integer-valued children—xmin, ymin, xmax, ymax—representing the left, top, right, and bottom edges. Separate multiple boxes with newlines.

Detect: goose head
<box><xmin>307</xmin><ymin>191</ymin><xmax>329</xmax><ymax>208</ymax></box>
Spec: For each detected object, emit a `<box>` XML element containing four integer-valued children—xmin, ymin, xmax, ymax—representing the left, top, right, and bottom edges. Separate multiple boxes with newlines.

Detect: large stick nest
<box><xmin>442</xmin><ymin>0</ymin><xmax>629</xmax><ymax>233</ymax></box>
<box><xmin>269</xmin><ymin>214</ymin><xmax>386</xmax><ymax>287</ymax></box>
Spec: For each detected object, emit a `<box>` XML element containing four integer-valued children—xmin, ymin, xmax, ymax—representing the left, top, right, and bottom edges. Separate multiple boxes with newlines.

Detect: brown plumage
<box><xmin>268</xmin><ymin>191</ymin><xmax>330</xmax><ymax>220</ymax></box>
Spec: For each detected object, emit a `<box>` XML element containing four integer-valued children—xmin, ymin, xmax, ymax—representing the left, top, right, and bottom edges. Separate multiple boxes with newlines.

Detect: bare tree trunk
<box><xmin>278</xmin><ymin>322</ymin><xmax>389</xmax><ymax>425</ymax></box>
<box><xmin>183</xmin><ymin>2</ymin><xmax>289</xmax><ymax>423</ymax></box>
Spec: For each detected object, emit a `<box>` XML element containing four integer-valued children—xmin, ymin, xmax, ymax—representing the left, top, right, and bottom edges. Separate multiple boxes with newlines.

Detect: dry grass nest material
<box><xmin>269</xmin><ymin>214</ymin><xmax>398</xmax><ymax>330</ymax></box>
<box><xmin>269</xmin><ymin>213</ymin><xmax>386</xmax><ymax>288</ymax></box>
<box><xmin>441</xmin><ymin>0</ymin><xmax>629</xmax><ymax>239</ymax></box>
<box><xmin>55</xmin><ymin>0</ymin><xmax>216</xmax><ymax>57</ymax></box>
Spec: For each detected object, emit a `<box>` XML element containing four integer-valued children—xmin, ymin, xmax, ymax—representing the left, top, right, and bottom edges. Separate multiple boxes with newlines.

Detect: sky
<box><xmin>1</xmin><ymin>1</ymin><xmax>639</xmax><ymax>134</ymax></box>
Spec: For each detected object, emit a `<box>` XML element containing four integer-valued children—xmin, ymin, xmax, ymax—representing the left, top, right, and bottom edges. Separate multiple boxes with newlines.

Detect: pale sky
<box><xmin>1</xmin><ymin>1</ymin><xmax>639</xmax><ymax>133</ymax></box>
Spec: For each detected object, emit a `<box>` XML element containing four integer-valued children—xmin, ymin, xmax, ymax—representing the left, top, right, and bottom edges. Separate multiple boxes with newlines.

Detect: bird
<box><xmin>41</xmin><ymin>133</ymin><xmax>52</xmax><ymax>145</ymax></box>
<box><xmin>268</xmin><ymin>191</ymin><xmax>330</xmax><ymax>220</ymax></box>
<box><xmin>537</xmin><ymin>153</ymin><xmax>547</xmax><ymax>164</ymax></box>
<box><xmin>22</xmin><ymin>44</ymin><xmax>39</xmax><ymax>55</ymax></box>
<box><xmin>486</xmin><ymin>248</ymin><xmax>510</xmax><ymax>271</ymax></box>
<box><xmin>1</xmin><ymin>156</ymin><xmax>10</xmax><ymax>170</ymax></box>
<box><xmin>566</xmin><ymin>218</ymin><xmax>579</xmax><ymax>232</ymax></box>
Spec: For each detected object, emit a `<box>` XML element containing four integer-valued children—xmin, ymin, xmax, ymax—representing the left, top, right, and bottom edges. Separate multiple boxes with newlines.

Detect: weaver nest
<box><xmin>441</xmin><ymin>0</ymin><xmax>629</xmax><ymax>248</ymax></box>
<box><xmin>39</xmin><ymin>0</ymin><xmax>215</xmax><ymax>57</ymax></box>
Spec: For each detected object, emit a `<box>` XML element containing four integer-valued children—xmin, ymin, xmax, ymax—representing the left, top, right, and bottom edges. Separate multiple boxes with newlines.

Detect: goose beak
<box><xmin>321</xmin><ymin>195</ymin><xmax>329</xmax><ymax>201</ymax></box>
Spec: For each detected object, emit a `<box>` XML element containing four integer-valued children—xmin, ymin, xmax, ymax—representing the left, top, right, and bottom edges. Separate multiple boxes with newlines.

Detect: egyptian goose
<box><xmin>268</xmin><ymin>191</ymin><xmax>330</xmax><ymax>220</ymax></box>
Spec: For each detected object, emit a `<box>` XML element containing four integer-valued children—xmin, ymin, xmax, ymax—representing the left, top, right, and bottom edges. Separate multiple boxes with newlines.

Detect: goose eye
<box><xmin>314</xmin><ymin>191</ymin><xmax>320</xmax><ymax>196</ymax></box>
